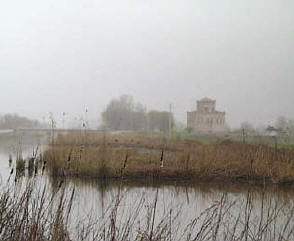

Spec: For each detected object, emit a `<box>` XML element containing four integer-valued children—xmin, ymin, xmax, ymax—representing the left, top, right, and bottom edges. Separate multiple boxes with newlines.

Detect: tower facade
<box><xmin>187</xmin><ymin>98</ymin><xmax>226</xmax><ymax>134</ymax></box>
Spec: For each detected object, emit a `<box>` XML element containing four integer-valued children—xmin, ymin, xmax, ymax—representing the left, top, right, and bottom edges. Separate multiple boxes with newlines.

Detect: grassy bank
<box><xmin>44</xmin><ymin>132</ymin><xmax>294</xmax><ymax>184</ymax></box>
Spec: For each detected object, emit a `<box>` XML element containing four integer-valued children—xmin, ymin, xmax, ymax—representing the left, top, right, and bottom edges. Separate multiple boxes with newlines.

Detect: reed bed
<box><xmin>44</xmin><ymin>132</ymin><xmax>294</xmax><ymax>184</ymax></box>
<box><xmin>1</xmin><ymin>174</ymin><xmax>294</xmax><ymax>241</ymax></box>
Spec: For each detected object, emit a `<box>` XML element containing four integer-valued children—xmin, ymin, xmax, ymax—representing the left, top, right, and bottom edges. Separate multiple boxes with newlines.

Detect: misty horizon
<box><xmin>1</xmin><ymin>0</ymin><xmax>293</xmax><ymax>128</ymax></box>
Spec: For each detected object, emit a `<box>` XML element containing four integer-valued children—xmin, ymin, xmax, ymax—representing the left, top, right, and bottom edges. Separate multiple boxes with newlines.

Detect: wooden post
<box><xmin>168</xmin><ymin>103</ymin><xmax>172</xmax><ymax>138</ymax></box>
<box><xmin>242</xmin><ymin>128</ymin><xmax>246</xmax><ymax>144</ymax></box>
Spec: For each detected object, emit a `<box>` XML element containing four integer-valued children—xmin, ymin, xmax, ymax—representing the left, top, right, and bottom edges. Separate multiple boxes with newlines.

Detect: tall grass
<box><xmin>44</xmin><ymin>132</ymin><xmax>294</xmax><ymax>184</ymax></box>
<box><xmin>1</xmin><ymin>175</ymin><xmax>294</xmax><ymax>240</ymax></box>
<box><xmin>0</xmin><ymin>180</ymin><xmax>72</xmax><ymax>240</ymax></box>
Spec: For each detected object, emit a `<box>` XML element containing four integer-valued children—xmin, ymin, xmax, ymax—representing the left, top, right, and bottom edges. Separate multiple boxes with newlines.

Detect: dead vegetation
<box><xmin>44</xmin><ymin>132</ymin><xmax>294</xmax><ymax>184</ymax></box>
<box><xmin>3</xmin><ymin>135</ymin><xmax>294</xmax><ymax>241</ymax></box>
<box><xmin>1</xmin><ymin>176</ymin><xmax>294</xmax><ymax>241</ymax></box>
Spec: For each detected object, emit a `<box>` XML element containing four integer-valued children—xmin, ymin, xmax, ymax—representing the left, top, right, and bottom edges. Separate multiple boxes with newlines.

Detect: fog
<box><xmin>0</xmin><ymin>0</ymin><xmax>293</xmax><ymax>128</ymax></box>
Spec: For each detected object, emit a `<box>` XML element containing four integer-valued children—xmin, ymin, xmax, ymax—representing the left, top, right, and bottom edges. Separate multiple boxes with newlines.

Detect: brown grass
<box><xmin>44</xmin><ymin>132</ymin><xmax>294</xmax><ymax>184</ymax></box>
<box><xmin>3</xmin><ymin>176</ymin><xmax>294</xmax><ymax>241</ymax></box>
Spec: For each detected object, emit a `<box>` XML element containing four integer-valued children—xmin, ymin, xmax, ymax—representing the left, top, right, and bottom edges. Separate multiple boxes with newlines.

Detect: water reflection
<box><xmin>42</xmin><ymin>173</ymin><xmax>294</xmax><ymax>236</ymax></box>
<box><xmin>1</xmin><ymin>138</ymin><xmax>294</xmax><ymax>239</ymax></box>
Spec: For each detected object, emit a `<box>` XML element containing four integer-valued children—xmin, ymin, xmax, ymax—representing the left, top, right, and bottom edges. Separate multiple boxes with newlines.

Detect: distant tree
<box><xmin>276</xmin><ymin>116</ymin><xmax>288</xmax><ymax>130</ymax></box>
<box><xmin>240</xmin><ymin>122</ymin><xmax>255</xmax><ymax>133</ymax></box>
<box><xmin>134</xmin><ymin>102</ymin><xmax>146</xmax><ymax>113</ymax></box>
<box><xmin>102</xmin><ymin>95</ymin><xmax>147</xmax><ymax>131</ymax></box>
<box><xmin>0</xmin><ymin>114</ymin><xmax>43</xmax><ymax>129</ymax></box>
<box><xmin>102</xmin><ymin>95</ymin><xmax>131</xmax><ymax>130</ymax></box>
<box><xmin>185</xmin><ymin>127</ymin><xmax>193</xmax><ymax>134</ymax></box>
<box><xmin>275</xmin><ymin>116</ymin><xmax>294</xmax><ymax>135</ymax></box>
<box><xmin>131</xmin><ymin>111</ymin><xmax>147</xmax><ymax>131</ymax></box>
<box><xmin>102</xmin><ymin>95</ymin><xmax>177</xmax><ymax>133</ymax></box>
<box><xmin>147</xmin><ymin>111</ymin><xmax>174</xmax><ymax>133</ymax></box>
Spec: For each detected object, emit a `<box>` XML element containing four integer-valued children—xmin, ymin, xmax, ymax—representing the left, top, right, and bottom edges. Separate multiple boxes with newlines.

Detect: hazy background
<box><xmin>1</xmin><ymin>0</ymin><xmax>293</xmax><ymax>128</ymax></box>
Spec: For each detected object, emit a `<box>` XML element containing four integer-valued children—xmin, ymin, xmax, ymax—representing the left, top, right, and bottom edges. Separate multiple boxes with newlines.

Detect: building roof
<box><xmin>199</xmin><ymin>97</ymin><xmax>215</xmax><ymax>102</ymax></box>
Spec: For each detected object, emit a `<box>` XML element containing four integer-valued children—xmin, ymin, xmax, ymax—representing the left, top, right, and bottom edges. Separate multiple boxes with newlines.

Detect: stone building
<box><xmin>187</xmin><ymin>98</ymin><xmax>226</xmax><ymax>134</ymax></box>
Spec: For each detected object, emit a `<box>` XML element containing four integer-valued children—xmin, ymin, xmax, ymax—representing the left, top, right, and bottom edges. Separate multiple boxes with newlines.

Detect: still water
<box><xmin>1</xmin><ymin>134</ymin><xmax>294</xmax><ymax>239</ymax></box>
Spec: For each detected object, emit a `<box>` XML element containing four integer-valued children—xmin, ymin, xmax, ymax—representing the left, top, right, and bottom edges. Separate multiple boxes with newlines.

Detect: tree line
<box><xmin>0</xmin><ymin>114</ymin><xmax>44</xmax><ymax>129</ymax></box>
<box><xmin>238</xmin><ymin>116</ymin><xmax>294</xmax><ymax>136</ymax></box>
<box><xmin>102</xmin><ymin>95</ymin><xmax>174</xmax><ymax>133</ymax></box>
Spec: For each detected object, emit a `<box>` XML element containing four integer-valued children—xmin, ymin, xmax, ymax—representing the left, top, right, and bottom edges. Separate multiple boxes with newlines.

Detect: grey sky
<box><xmin>0</xmin><ymin>0</ymin><xmax>293</xmax><ymax>128</ymax></box>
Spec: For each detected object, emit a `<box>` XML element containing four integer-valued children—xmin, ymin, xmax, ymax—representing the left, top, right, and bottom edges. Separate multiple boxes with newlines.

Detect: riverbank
<box><xmin>44</xmin><ymin>132</ymin><xmax>294</xmax><ymax>184</ymax></box>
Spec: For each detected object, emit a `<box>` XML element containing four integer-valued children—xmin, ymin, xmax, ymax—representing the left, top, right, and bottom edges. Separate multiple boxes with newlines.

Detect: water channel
<box><xmin>0</xmin><ymin>132</ymin><xmax>294</xmax><ymax>240</ymax></box>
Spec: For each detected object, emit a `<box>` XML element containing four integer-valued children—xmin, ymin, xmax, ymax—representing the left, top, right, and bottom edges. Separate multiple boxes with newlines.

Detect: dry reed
<box><xmin>44</xmin><ymin>132</ymin><xmax>294</xmax><ymax>184</ymax></box>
